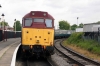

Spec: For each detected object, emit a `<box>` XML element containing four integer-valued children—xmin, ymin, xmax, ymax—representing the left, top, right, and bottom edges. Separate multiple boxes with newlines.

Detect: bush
<box><xmin>67</xmin><ymin>32</ymin><xmax>84</xmax><ymax>44</ymax></box>
<box><xmin>66</xmin><ymin>32</ymin><xmax>100</xmax><ymax>55</ymax></box>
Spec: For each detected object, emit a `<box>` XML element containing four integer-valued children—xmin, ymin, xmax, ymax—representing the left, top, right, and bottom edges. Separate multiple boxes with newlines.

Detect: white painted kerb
<box><xmin>10</xmin><ymin>43</ymin><xmax>21</xmax><ymax>66</ymax></box>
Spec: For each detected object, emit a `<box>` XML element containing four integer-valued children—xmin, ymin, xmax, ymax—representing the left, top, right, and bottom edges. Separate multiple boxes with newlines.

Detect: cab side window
<box><xmin>45</xmin><ymin>19</ymin><xmax>52</xmax><ymax>27</ymax></box>
<box><xmin>24</xmin><ymin>18</ymin><xmax>32</xmax><ymax>26</ymax></box>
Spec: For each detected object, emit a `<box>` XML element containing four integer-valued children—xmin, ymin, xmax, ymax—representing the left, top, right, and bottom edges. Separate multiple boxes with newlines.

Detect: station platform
<box><xmin>0</xmin><ymin>38</ymin><xmax>21</xmax><ymax>66</ymax></box>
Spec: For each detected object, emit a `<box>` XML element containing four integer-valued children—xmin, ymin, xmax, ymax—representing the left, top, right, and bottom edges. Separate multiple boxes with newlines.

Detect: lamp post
<box><xmin>14</xmin><ymin>19</ymin><xmax>16</xmax><ymax>38</ymax></box>
<box><xmin>0</xmin><ymin>18</ymin><xmax>1</xmax><ymax>29</ymax></box>
<box><xmin>0</xmin><ymin>4</ymin><xmax>2</xmax><ymax>8</ymax></box>
<box><xmin>77</xmin><ymin>17</ymin><xmax>79</xmax><ymax>28</ymax></box>
<box><xmin>0</xmin><ymin>4</ymin><xmax>2</xmax><ymax>29</ymax></box>
<box><xmin>4</xmin><ymin>19</ymin><xmax>7</xmax><ymax>41</ymax></box>
<box><xmin>1</xmin><ymin>13</ymin><xmax>5</xmax><ymax>41</ymax></box>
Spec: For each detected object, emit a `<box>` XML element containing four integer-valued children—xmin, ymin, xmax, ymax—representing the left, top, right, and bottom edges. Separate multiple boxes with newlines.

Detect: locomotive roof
<box><xmin>23</xmin><ymin>11</ymin><xmax>54</xmax><ymax>19</ymax></box>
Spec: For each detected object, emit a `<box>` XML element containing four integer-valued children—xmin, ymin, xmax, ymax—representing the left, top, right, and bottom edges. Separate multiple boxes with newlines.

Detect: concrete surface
<box><xmin>0</xmin><ymin>38</ymin><xmax>20</xmax><ymax>66</ymax></box>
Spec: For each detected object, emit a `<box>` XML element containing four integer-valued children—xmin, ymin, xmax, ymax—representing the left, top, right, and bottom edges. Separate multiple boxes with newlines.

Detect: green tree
<box><xmin>71</xmin><ymin>24</ymin><xmax>77</xmax><ymax>30</ymax></box>
<box><xmin>78</xmin><ymin>23</ymin><xmax>84</xmax><ymax>28</ymax></box>
<box><xmin>96</xmin><ymin>21</ymin><xmax>100</xmax><ymax>23</ymax></box>
<box><xmin>13</xmin><ymin>20</ymin><xmax>21</xmax><ymax>31</ymax></box>
<box><xmin>0</xmin><ymin>21</ymin><xmax>9</xmax><ymax>26</ymax></box>
<box><xmin>59</xmin><ymin>20</ymin><xmax>70</xmax><ymax>30</ymax></box>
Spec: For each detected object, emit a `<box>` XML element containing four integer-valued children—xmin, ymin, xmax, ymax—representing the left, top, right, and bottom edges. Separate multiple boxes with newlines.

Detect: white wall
<box><xmin>83</xmin><ymin>24</ymin><xmax>93</xmax><ymax>32</ymax></box>
<box><xmin>83</xmin><ymin>24</ymin><xmax>100</xmax><ymax>32</ymax></box>
<box><xmin>76</xmin><ymin>28</ymin><xmax>83</xmax><ymax>32</ymax></box>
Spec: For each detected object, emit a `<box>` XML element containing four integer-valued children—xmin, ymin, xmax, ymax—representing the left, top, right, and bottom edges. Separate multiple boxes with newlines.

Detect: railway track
<box><xmin>15</xmin><ymin>42</ymin><xmax>56</xmax><ymax>66</ymax></box>
<box><xmin>16</xmin><ymin>56</ymin><xmax>54</xmax><ymax>66</ymax></box>
<box><xmin>26</xmin><ymin>56</ymin><xmax>54</xmax><ymax>66</ymax></box>
<box><xmin>54</xmin><ymin>39</ymin><xmax>100</xmax><ymax>66</ymax></box>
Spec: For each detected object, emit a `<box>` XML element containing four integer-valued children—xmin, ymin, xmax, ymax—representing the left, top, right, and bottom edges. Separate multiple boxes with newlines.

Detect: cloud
<box><xmin>0</xmin><ymin>0</ymin><xmax>100</xmax><ymax>29</ymax></box>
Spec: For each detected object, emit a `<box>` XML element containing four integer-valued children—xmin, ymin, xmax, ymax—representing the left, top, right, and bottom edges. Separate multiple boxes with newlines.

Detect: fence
<box><xmin>0</xmin><ymin>30</ymin><xmax>2</xmax><ymax>41</ymax></box>
<box><xmin>0</xmin><ymin>30</ymin><xmax>21</xmax><ymax>41</ymax></box>
<box><xmin>83</xmin><ymin>32</ymin><xmax>99</xmax><ymax>42</ymax></box>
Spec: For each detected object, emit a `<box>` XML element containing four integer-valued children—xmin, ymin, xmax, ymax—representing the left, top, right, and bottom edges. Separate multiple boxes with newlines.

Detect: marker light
<box><xmin>43</xmin><ymin>13</ymin><xmax>46</xmax><ymax>16</ymax></box>
<box><xmin>36</xmin><ymin>40</ymin><xmax>39</xmax><ymax>43</ymax></box>
<box><xmin>32</xmin><ymin>13</ymin><xmax>35</xmax><ymax>15</ymax></box>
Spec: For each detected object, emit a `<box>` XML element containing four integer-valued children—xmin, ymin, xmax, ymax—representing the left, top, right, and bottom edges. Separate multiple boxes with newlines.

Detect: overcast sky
<box><xmin>0</xmin><ymin>0</ymin><xmax>100</xmax><ymax>29</ymax></box>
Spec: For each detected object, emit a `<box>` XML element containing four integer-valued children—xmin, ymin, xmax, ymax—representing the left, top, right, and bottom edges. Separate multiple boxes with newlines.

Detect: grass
<box><xmin>63</xmin><ymin>32</ymin><xmax>100</xmax><ymax>62</ymax></box>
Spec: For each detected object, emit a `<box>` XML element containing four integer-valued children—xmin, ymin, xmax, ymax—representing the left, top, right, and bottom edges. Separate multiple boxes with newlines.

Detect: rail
<box><xmin>54</xmin><ymin>39</ymin><xmax>100</xmax><ymax>66</ymax></box>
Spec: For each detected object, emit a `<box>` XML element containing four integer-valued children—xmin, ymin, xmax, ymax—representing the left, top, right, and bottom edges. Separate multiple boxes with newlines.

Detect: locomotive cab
<box><xmin>21</xmin><ymin>11</ymin><xmax>54</xmax><ymax>56</ymax></box>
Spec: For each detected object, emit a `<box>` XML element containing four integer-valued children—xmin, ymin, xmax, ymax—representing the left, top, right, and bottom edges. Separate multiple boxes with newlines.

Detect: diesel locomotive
<box><xmin>21</xmin><ymin>11</ymin><xmax>54</xmax><ymax>57</ymax></box>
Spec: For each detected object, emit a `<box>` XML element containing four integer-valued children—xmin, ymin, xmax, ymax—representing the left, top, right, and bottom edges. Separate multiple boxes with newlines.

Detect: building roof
<box><xmin>84</xmin><ymin>23</ymin><xmax>100</xmax><ymax>25</ymax></box>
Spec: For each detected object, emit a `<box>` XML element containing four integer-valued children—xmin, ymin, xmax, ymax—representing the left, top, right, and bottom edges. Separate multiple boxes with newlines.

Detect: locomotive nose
<box><xmin>36</xmin><ymin>40</ymin><xmax>39</xmax><ymax>43</ymax></box>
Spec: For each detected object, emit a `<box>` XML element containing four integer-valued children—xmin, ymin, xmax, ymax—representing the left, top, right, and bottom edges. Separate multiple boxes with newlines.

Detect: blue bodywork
<box><xmin>54</xmin><ymin>33</ymin><xmax>71</xmax><ymax>39</ymax></box>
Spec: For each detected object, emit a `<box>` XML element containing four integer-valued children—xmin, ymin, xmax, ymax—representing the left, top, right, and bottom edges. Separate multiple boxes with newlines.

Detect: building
<box><xmin>83</xmin><ymin>23</ymin><xmax>100</xmax><ymax>32</ymax></box>
<box><xmin>76</xmin><ymin>28</ymin><xmax>83</xmax><ymax>32</ymax></box>
<box><xmin>0</xmin><ymin>26</ymin><xmax>14</xmax><ymax>31</ymax></box>
<box><xmin>83</xmin><ymin>23</ymin><xmax>100</xmax><ymax>41</ymax></box>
